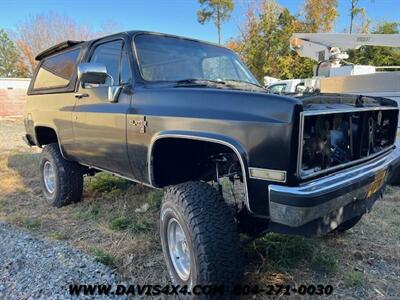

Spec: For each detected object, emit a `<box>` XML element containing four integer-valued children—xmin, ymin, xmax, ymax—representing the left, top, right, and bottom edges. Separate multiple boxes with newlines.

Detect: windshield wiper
<box><xmin>173</xmin><ymin>78</ymin><xmax>266</xmax><ymax>92</ymax></box>
<box><xmin>174</xmin><ymin>78</ymin><xmax>226</xmax><ymax>87</ymax></box>
<box><xmin>223</xmin><ymin>79</ymin><xmax>265</xmax><ymax>89</ymax></box>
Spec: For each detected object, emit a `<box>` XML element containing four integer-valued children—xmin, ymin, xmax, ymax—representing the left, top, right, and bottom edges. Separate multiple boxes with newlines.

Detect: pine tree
<box><xmin>197</xmin><ymin>0</ymin><xmax>234</xmax><ymax>45</ymax></box>
<box><xmin>0</xmin><ymin>29</ymin><xmax>28</xmax><ymax>77</ymax></box>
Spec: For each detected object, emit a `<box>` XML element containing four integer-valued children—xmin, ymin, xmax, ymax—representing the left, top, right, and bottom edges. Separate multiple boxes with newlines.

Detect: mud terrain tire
<box><xmin>160</xmin><ymin>181</ymin><xmax>242</xmax><ymax>298</ymax></box>
<box><xmin>39</xmin><ymin>143</ymin><xmax>83</xmax><ymax>207</ymax></box>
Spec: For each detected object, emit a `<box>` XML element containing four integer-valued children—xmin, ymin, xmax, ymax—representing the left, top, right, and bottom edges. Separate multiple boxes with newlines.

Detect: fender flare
<box><xmin>148</xmin><ymin>130</ymin><xmax>253</xmax><ymax>213</ymax></box>
<box><xmin>33</xmin><ymin>124</ymin><xmax>67</xmax><ymax>159</ymax></box>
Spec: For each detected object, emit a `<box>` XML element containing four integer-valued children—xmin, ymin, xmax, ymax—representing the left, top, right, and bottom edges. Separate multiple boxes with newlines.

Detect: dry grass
<box><xmin>0</xmin><ymin>117</ymin><xmax>399</xmax><ymax>299</ymax></box>
<box><xmin>0</xmin><ymin>119</ymin><xmax>167</xmax><ymax>284</ymax></box>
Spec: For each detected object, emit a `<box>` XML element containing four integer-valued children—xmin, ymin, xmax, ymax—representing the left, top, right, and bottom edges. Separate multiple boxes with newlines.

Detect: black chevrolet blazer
<box><xmin>24</xmin><ymin>31</ymin><xmax>400</xmax><ymax>295</ymax></box>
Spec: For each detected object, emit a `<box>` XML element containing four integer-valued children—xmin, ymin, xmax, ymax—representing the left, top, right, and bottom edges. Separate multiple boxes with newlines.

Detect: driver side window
<box><xmin>90</xmin><ymin>40</ymin><xmax>123</xmax><ymax>86</ymax></box>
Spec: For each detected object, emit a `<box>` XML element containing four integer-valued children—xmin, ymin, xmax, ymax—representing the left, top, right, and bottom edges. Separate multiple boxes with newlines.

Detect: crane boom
<box><xmin>290</xmin><ymin>33</ymin><xmax>400</xmax><ymax>63</ymax></box>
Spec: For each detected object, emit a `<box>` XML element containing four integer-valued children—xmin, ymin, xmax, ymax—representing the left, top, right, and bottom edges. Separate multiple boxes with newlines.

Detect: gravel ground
<box><xmin>0</xmin><ymin>222</ymin><xmax>126</xmax><ymax>300</ymax></box>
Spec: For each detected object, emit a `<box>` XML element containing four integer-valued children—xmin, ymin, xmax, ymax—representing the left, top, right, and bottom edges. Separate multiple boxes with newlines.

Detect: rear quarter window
<box><xmin>33</xmin><ymin>48</ymin><xmax>81</xmax><ymax>90</ymax></box>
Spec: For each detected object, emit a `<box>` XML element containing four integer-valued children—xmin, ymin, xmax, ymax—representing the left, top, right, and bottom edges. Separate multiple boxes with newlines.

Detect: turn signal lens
<box><xmin>249</xmin><ymin>168</ymin><xmax>286</xmax><ymax>182</ymax></box>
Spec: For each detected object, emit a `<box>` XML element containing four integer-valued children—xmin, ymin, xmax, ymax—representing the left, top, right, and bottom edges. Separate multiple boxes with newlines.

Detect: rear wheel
<box><xmin>160</xmin><ymin>181</ymin><xmax>242</xmax><ymax>298</ymax></box>
<box><xmin>39</xmin><ymin>143</ymin><xmax>83</xmax><ymax>207</ymax></box>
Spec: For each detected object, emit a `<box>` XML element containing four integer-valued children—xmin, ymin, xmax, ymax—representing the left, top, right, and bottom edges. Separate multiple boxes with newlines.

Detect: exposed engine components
<box><xmin>300</xmin><ymin>108</ymin><xmax>398</xmax><ymax>178</ymax></box>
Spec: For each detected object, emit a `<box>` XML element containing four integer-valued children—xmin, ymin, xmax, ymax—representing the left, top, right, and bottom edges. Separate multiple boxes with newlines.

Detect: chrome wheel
<box><xmin>167</xmin><ymin>218</ymin><xmax>191</xmax><ymax>281</ymax></box>
<box><xmin>43</xmin><ymin>161</ymin><xmax>56</xmax><ymax>194</ymax></box>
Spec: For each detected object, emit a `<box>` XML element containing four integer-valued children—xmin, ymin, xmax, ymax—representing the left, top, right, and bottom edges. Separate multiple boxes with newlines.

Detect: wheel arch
<box><xmin>34</xmin><ymin>125</ymin><xmax>67</xmax><ymax>159</ymax></box>
<box><xmin>148</xmin><ymin>131</ymin><xmax>252</xmax><ymax>212</ymax></box>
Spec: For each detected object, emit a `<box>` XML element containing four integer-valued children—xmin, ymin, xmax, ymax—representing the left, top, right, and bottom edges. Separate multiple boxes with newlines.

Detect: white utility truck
<box><xmin>289</xmin><ymin>33</ymin><xmax>400</xmax><ymax>134</ymax></box>
<box><xmin>267</xmin><ymin>34</ymin><xmax>400</xmax><ymax>120</ymax></box>
<box><xmin>287</xmin><ymin>33</ymin><xmax>400</xmax><ymax>183</ymax></box>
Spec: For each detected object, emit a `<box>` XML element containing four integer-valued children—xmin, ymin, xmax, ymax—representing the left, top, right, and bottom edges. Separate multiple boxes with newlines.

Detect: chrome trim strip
<box><xmin>300</xmin><ymin>146</ymin><xmax>394</xmax><ymax>180</ymax></box>
<box><xmin>269</xmin><ymin>148</ymin><xmax>398</xmax><ymax>227</ymax></box>
<box><xmin>248</xmin><ymin>167</ymin><xmax>287</xmax><ymax>183</ymax></box>
<box><xmin>296</xmin><ymin>111</ymin><xmax>305</xmax><ymax>177</ymax></box>
<box><xmin>148</xmin><ymin>133</ymin><xmax>252</xmax><ymax>213</ymax></box>
<box><xmin>269</xmin><ymin>184</ymin><xmax>370</xmax><ymax>227</ymax></box>
<box><xmin>303</xmin><ymin>106</ymin><xmax>398</xmax><ymax>116</ymax></box>
<box><xmin>274</xmin><ymin>148</ymin><xmax>393</xmax><ymax>195</ymax></box>
<box><xmin>80</xmin><ymin>163</ymin><xmax>158</xmax><ymax>189</ymax></box>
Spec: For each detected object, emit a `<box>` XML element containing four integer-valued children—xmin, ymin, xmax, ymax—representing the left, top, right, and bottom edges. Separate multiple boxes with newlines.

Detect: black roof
<box><xmin>35</xmin><ymin>40</ymin><xmax>84</xmax><ymax>60</ymax></box>
<box><xmin>127</xmin><ymin>30</ymin><xmax>223</xmax><ymax>48</ymax></box>
<box><xmin>34</xmin><ymin>31</ymin><xmax>226</xmax><ymax>61</ymax></box>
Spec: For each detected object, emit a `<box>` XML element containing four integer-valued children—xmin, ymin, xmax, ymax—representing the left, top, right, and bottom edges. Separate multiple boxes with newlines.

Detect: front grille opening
<box><xmin>300</xmin><ymin>109</ymin><xmax>398</xmax><ymax>178</ymax></box>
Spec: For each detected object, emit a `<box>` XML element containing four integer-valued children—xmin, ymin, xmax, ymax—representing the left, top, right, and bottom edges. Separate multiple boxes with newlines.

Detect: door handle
<box><xmin>74</xmin><ymin>93</ymin><xmax>89</xmax><ymax>99</ymax></box>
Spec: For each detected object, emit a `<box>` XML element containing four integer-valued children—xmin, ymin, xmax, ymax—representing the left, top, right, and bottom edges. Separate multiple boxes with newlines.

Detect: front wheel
<box><xmin>39</xmin><ymin>143</ymin><xmax>83</xmax><ymax>207</ymax></box>
<box><xmin>160</xmin><ymin>181</ymin><xmax>242</xmax><ymax>298</ymax></box>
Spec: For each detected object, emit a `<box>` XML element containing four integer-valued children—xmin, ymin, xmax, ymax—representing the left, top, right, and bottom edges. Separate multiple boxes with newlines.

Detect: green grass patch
<box><xmin>92</xmin><ymin>249</ymin><xmax>117</xmax><ymax>267</ymax></box>
<box><xmin>16</xmin><ymin>187</ymin><xmax>28</xmax><ymax>194</ymax></box>
<box><xmin>384</xmin><ymin>185</ymin><xmax>395</xmax><ymax>194</ymax></box>
<box><xmin>110</xmin><ymin>216</ymin><xmax>153</xmax><ymax>233</ymax></box>
<box><xmin>312</xmin><ymin>246</ymin><xmax>339</xmax><ymax>273</ymax></box>
<box><xmin>74</xmin><ymin>203</ymin><xmax>101</xmax><ymax>221</ymax></box>
<box><xmin>129</xmin><ymin>218</ymin><xmax>153</xmax><ymax>234</ymax></box>
<box><xmin>105</xmin><ymin>188</ymin><xmax>124</xmax><ymax>198</ymax></box>
<box><xmin>343</xmin><ymin>269</ymin><xmax>366</xmax><ymax>287</ymax></box>
<box><xmin>147</xmin><ymin>190</ymin><xmax>163</xmax><ymax>210</ymax></box>
<box><xmin>23</xmin><ymin>218</ymin><xmax>41</xmax><ymax>230</ymax></box>
<box><xmin>110</xmin><ymin>216</ymin><xmax>132</xmax><ymax>231</ymax></box>
<box><xmin>86</xmin><ymin>173</ymin><xmax>131</xmax><ymax>194</ymax></box>
<box><xmin>248</xmin><ymin>233</ymin><xmax>338</xmax><ymax>273</ymax></box>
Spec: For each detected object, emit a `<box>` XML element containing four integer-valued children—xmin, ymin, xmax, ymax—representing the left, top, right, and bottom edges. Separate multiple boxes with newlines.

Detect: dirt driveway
<box><xmin>0</xmin><ymin>117</ymin><xmax>399</xmax><ymax>299</ymax></box>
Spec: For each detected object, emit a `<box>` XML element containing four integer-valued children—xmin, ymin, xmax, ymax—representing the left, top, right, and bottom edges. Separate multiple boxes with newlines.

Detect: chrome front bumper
<box><xmin>269</xmin><ymin>147</ymin><xmax>400</xmax><ymax>229</ymax></box>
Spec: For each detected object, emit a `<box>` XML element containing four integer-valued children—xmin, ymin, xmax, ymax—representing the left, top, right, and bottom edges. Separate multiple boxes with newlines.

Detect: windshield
<box><xmin>134</xmin><ymin>34</ymin><xmax>259</xmax><ymax>85</ymax></box>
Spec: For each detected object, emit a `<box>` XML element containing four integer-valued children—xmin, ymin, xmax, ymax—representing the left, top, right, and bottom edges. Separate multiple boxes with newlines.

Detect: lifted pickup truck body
<box><xmin>24</xmin><ymin>31</ymin><xmax>400</xmax><ymax>292</ymax></box>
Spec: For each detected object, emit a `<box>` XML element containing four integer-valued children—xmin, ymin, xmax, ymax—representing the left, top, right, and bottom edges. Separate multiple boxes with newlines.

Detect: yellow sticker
<box><xmin>367</xmin><ymin>169</ymin><xmax>387</xmax><ymax>198</ymax></box>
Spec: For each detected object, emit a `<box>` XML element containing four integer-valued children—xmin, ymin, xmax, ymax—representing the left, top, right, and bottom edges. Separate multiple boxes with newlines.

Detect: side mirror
<box><xmin>108</xmin><ymin>86</ymin><xmax>122</xmax><ymax>103</ymax></box>
<box><xmin>77</xmin><ymin>63</ymin><xmax>109</xmax><ymax>85</ymax></box>
<box><xmin>77</xmin><ymin>63</ymin><xmax>122</xmax><ymax>103</ymax></box>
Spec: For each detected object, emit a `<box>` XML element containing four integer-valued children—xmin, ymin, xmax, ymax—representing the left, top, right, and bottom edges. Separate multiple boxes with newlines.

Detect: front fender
<box><xmin>148</xmin><ymin>130</ymin><xmax>254</xmax><ymax>212</ymax></box>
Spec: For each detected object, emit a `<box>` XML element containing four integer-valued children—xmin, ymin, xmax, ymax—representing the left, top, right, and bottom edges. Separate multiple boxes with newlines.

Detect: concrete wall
<box><xmin>0</xmin><ymin>78</ymin><xmax>30</xmax><ymax>117</ymax></box>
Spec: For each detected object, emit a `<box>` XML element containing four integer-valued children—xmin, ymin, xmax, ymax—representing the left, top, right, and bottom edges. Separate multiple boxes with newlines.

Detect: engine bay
<box><xmin>300</xmin><ymin>108</ymin><xmax>398</xmax><ymax>178</ymax></box>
